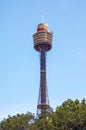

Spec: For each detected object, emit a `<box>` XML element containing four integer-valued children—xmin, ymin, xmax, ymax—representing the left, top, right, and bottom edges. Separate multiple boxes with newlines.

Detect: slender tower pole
<box><xmin>40</xmin><ymin>49</ymin><xmax>47</xmax><ymax>117</ymax></box>
<box><xmin>33</xmin><ymin>23</ymin><xmax>53</xmax><ymax>118</ymax></box>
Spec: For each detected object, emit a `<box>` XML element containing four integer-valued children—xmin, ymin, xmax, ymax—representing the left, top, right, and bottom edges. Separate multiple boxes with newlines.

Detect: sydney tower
<box><xmin>33</xmin><ymin>22</ymin><xmax>53</xmax><ymax>118</ymax></box>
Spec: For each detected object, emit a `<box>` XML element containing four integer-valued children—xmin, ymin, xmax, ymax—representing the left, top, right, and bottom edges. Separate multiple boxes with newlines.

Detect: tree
<box><xmin>30</xmin><ymin>117</ymin><xmax>54</xmax><ymax>130</ymax></box>
<box><xmin>0</xmin><ymin>112</ymin><xmax>34</xmax><ymax>130</ymax></box>
<box><xmin>0</xmin><ymin>99</ymin><xmax>86</xmax><ymax>130</ymax></box>
<box><xmin>51</xmin><ymin>99</ymin><xmax>86</xmax><ymax>130</ymax></box>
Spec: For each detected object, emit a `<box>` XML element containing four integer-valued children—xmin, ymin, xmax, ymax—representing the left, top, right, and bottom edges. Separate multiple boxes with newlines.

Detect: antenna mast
<box><xmin>42</xmin><ymin>9</ymin><xmax>44</xmax><ymax>23</ymax></box>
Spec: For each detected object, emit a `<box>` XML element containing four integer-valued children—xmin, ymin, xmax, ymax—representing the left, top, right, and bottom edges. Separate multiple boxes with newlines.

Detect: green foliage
<box><xmin>51</xmin><ymin>99</ymin><xmax>86</xmax><ymax>130</ymax></box>
<box><xmin>0</xmin><ymin>99</ymin><xmax>86</xmax><ymax>130</ymax></box>
<box><xmin>30</xmin><ymin>117</ymin><xmax>54</xmax><ymax>130</ymax></box>
<box><xmin>0</xmin><ymin>112</ymin><xmax>34</xmax><ymax>130</ymax></box>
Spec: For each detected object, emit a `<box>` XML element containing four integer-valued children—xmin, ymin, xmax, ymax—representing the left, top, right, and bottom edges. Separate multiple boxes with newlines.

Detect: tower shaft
<box><xmin>40</xmin><ymin>50</ymin><xmax>46</xmax><ymax>105</ymax></box>
<box><xmin>37</xmin><ymin>49</ymin><xmax>49</xmax><ymax>117</ymax></box>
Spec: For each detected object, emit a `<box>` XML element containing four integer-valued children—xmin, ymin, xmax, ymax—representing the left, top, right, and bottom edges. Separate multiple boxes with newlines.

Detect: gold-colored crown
<box><xmin>37</xmin><ymin>23</ymin><xmax>48</xmax><ymax>32</ymax></box>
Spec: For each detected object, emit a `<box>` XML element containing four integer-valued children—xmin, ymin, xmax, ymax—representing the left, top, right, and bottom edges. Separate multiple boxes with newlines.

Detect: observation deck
<box><xmin>33</xmin><ymin>23</ymin><xmax>53</xmax><ymax>52</ymax></box>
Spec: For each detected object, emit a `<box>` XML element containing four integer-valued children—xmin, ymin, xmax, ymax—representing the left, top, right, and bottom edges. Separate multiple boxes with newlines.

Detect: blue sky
<box><xmin>0</xmin><ymin>0</ymin><xmax>86</xmax><ymax>120</ymax></box>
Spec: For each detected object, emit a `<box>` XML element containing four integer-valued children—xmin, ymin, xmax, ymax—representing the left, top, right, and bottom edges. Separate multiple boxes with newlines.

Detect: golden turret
<box><xmin>33</xmin><ymin>23</ymin><xmax>53</xmax><ymax>52</ymax></box>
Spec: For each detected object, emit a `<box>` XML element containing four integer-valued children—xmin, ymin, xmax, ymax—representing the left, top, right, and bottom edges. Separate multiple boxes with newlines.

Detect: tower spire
<box><xmin>41</xmin><ymin>9</ymin><xmax>44</xmax><ymax>23</ymax></box>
